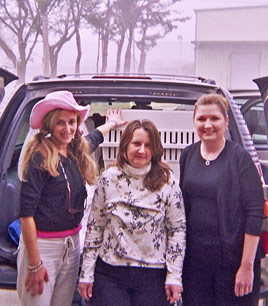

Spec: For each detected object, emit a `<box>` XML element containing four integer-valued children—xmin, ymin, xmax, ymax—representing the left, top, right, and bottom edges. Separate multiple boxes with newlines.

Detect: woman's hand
<box><xmin>234</xmin><ymin>263</ymin><xmax>254</xmax><ymax>296</ymax></box>
<box><xmin>106</xmin><ymin>108</ymin><xmax>128</xmax><ymax>128</ymax></box>
<box><xmin>78</xmin><ymin>282</ymin><xmax>93</xmax><ymax>300</ymax></box>
<box><xmin>165</xmin><ymin>284</ymin><xmax>183</xmax><ymax>304</ymax></box>
<box><xmin>234</xmin><ymin>234</ymin><xmax>259</xmax><ymax>297</ymax></box>
<box><xmin>25</xmin><ymin>264</ymin><xmax>49</xmax><ymax>297</ymax></box>
<box><xmin>97</xmin><ymin>108</ymin><xmax>127</xmax><ymax>137</ymax></box>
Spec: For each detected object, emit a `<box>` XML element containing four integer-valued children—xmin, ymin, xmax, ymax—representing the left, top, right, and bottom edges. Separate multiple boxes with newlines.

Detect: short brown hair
<box><xmin>116</xmin><ymin>119</ymin><xmax>171</xmax><ymax>191</ymax></box>
<box><xmin>194</xmin><ymin>93</ymin><xmax>228</xmax><ymax>119</ymax></box>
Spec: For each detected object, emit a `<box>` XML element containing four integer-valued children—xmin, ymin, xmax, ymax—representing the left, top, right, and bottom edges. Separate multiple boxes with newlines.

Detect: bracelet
<box><xmin>107</xmin><ymin>120</ymin><xmax>118</xmax><ymax>128</ymax></box>
<box><xmin>28</xmin><ymin>260</ymin><xmax>43</xmax><ymax>270</ymax></box>
<box><xmin>29</xmin><ymin>264</ymin><xmax>43</xmax><ymax>273</ymax></box>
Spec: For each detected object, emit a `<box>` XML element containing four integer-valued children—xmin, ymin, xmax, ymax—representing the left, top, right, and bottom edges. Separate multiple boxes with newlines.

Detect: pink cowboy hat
<box><xmin>30</xmin><ymin>90</ymin><xmax>90</xmax><ymax>129</ymax></box>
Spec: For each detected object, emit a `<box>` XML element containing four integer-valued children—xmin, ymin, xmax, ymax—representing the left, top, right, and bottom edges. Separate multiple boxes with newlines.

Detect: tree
<box><xmin>113</xmin><ymin>0</ymin><xmax>144</xmax><ymax>73</ymax></box>
<box><xmin>37</xmin><ymin>0</ymin><xmax>57</xmax><ymax>76</ymax></box>
<box><xmin>83</xmin><ymin>0</ymin><xmax>117</xmax><ymax>73</ymax></box>
<box><xmin>113</xmin><ymin>0</ymin><xmax>189</xmax><ymax>74</ymax></box>
<box><xmin>113</xmin><ymin>0</ymin><xmax>134</xmax><ymax>73</ymax></box>
<box><xmin>37</xmin><ymin>0</ymin><xmax>85</xmax><ymax>77</ymax></box>
<box><xmin>135</xmin><ymin>0</ymin><xmax>190</xmax><ymax>73</ymax></box>
<box><xmin>121</xmin><ymin>1</ymin><xmax>142</xmax><ymax>73</ymax></box>
<box><xmin>0</xmin><ymin>0</ymin><xmax>191</xmax><ymax>80</ymax></box>
<box><xmin>70</xmin><ymin>0</ymin><xmax>86</xmax><ymax>75</ymax></box>
<box><xmin>44</xmin><ymin>0</ymin><xmax>76</xmax><ymax>76</ymax></box>
<box><xmin>0</xmin><ymin>0</ymin><xmax>41</xmax><ymax>82</ymax></box>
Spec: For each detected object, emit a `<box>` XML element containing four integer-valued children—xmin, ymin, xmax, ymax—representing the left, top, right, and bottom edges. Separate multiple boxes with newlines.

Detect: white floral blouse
<box><xmin>80</xmin><ymin>163</ymin><xmax>186</xmax><ymax>286</ymax></box>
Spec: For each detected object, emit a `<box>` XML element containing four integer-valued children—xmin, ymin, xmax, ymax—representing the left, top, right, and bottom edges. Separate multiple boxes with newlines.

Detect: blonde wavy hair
<box><xmin>19</xmin><ymin>109</ymin><xmax>96</xmax><ymax>185</ymax></box>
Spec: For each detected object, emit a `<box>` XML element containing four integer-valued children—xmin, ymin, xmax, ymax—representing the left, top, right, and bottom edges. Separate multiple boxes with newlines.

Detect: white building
<box><xmin>194</xmin><ymin>5</ymin><xmax>268</xmax><ymax>89</ymax></box>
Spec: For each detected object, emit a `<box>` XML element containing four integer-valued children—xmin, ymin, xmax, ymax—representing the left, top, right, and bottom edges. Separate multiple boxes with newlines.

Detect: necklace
<box><xmin>201</xmin><ymin>139</ymin><xmax>226</xmax><ymax>166</ymax></box>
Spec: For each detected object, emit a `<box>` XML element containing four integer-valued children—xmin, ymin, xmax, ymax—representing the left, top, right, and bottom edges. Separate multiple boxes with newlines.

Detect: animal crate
<box><xmin>100</xmin><ymin>109</ymin><xmax>199</xmax><ymax>179</ymax></box>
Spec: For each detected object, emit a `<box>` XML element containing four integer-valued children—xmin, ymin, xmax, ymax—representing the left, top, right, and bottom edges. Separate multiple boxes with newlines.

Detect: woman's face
<box><xmin>51</xmin><ymin>110</ymin><xmax>78</xmax><ymax>148</ymax></box>
<box><xmin>194</xmin><ymin>104</ymin><xmax>228</xmax><ymax>144</ymax></box>
<box><xmin>126</xmin><ymin>128</ymin><xmax>152</xmax><ymax>168</ymax></box>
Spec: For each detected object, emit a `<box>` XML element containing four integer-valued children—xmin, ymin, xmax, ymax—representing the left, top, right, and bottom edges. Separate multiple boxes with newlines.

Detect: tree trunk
<box><xmin>115</xmin><ymin>29</ymin><xmax>125</xmax><ymax>73</ymax></box>
<box><xmin>138</xmin><ymin>51</ymin><xmax>146</xmax><ymax>73</ymax></box>
<box><xmin>74</xmin><ymin>29</ymin><xmax>82</xmax><ymax>75</ymax></box>
<box><xmin>124</xmin><ymin>25</ymin><xmax>134</xmax><ymax>73</ymax></box>
<box><xmin>49</xmin><ymin>47</ymin><xmax>58</xmax><ymax>76</ymax></box>
<box><xmin>72</xmin><ymin>0</ymin><xmax>84</xmax><ymax>75</ymax></box>
<box><xmin>42</xmin><ymin>11</ymin><xmax>50</xmax><ymax>77</ymax></box>
<box><xmin>101</xmin><ymin>33</ymin><xmax>109</xmax><ymax>73</ymax></box>
<box><xmin>138</xmin><ymin>21</ymin><xmax>148</xmax><ymax>74</ymax></box>
<box><xmin>96</xmin><ymin>29</ymin><xmax>101</xmax><ymax>73</ymax></box>
<box><xmin>101</xmin><ymin>0</ymin><xmax>111</xmax><ymax>73</ymax></box>
<box><xmin>17</xmin><ymin>39</ymin><xmax>27</xmax><ymax>81</ymax></box>
<box><xmin>16</xmin><ymin>61</ymin><xmax>26</xmax><ymax>83</ymax></box>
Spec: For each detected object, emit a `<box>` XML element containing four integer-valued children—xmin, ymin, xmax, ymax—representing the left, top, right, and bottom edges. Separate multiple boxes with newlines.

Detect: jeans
<box><xmin>182</xmin><ymin>250</ymin><xmax>260</xmax><ymax>306</ymax></box>
<box><xmin>88</xmin><ymin>257</ymin><xmax>174</xmax><ymax>306</ymax></box>
<box><xmin>17</xmin><ymin>233</ymin><xmax>80</xmax><ymax>306</ymax></box>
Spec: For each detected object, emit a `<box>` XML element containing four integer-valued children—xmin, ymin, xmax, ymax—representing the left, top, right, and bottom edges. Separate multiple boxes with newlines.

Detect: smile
<box><xmin>61</xmin><ymin>134</ymin><xmax>72</xmax><ymax>138</ymax></box>
<box><xmin>203</xmin><ymin>130</ymin><xmax>215</xmax><ymax>135</ymax></box>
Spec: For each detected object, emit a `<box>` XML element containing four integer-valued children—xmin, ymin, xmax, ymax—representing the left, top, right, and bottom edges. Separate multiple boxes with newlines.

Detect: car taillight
<box><xmin>261</xmin><ymin>186</ymin><xmax>268</xmax><ymax>254</ymax></box>
<box><xmin>265</xmin><ymin>199</ymin><xmax>268</xmax><ymax>217</ymax></box>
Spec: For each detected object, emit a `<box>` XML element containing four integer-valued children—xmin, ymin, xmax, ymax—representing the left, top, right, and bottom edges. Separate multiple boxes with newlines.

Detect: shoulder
<box><xmin>181</xmin><ymin>141</ymin><xmax>200</xmax><ymax>155</ymax></box>
<box><xmin>223</xmin><ymin>141</ymin><xmax>260</xmax><ymax>178</ymax></box>
<box><xmin>166</xmin><ymin>171</ymin><xmax>180</xmax><ymax>190</ymax></box>
<box><xmin>169</xmin><ymin>171</ymin><xmax>178</xmax><ymax>184</ymax></box>
<box><xmin>97</xmin><ymin>166</ymin><xmax>123</xmax><ymax>188</ymax></box>
<box><xmin>180</xmin><ymin>141</ymin><xmax>200</xmax><ymax>163</ymax></box>
<box><xmin>29</xmin><ymin>151</ymin><xmax>45</xmax><ymax>167</ymax></box>
<box><xmin>101</xmin><ymin>166</ymin><xmax>121</xmax><ymax>179</ymax></box>
<box><xmin>225</xmin><ymin>140</ymin><xmax>251</xmax><ymax>160</ymax></box>
<box><xmin>23</xmin><ymin>151</ymin><xmax>47</xmax><ymax>180</ymax></box>
<box><xmin>103</xmin><ymin>165</ymin><xmax>120</xmax><ymax>174</ymax></box>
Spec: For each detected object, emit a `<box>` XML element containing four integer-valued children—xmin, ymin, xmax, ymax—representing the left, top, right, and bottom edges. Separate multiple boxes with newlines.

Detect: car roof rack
<box><xmin>32</xmin><ymin>73</ymin><xmax>216</xmax><ymax>85</ymax></box>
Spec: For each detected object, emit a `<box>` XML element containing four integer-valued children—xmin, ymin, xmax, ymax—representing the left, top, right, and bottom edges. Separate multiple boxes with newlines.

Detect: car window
<box><xmin>89</xmin><ymin>100</ymin><xmax>193</xmax><ymax>116</ymax></box>
<box><xmin>234</xmin><ymin>97</ymin><xmax>252</xmax><ymax>107</ymax></box>
<box><xmin>8</xmin><ymin>107</ymin><xmax>31</xmax><ymax>173</ymax></box>
<box><xmin>243</xmin><ymin>102</ymin><xmax>267</xmax><ymax>145</ymax></box>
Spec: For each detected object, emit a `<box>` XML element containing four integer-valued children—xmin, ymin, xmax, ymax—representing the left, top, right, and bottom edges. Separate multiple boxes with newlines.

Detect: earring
<box><xmin>45</xmin><ymin>133</ymin><xmax>51</xmax><ymax>138</ymax></box>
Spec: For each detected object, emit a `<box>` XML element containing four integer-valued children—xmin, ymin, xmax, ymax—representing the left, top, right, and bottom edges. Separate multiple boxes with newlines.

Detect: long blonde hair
<box><xmin>19</xmin><ymin>109</ymin><xmax>96</xmax><ymax>185</ymax></box>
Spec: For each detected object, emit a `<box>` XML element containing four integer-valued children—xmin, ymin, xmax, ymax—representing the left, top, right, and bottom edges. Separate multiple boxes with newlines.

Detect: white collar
<box><xmin>122</xmin><ymin>163</ymin><xmax>151</xmax><ymax>177</ymax></box>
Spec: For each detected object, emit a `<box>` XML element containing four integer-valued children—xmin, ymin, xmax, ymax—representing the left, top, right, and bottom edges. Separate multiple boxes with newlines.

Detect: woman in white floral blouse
<box><xmin>78</xmin><ymin>119</ymin><xmax>186</xmax><ymax>306</ymax></box>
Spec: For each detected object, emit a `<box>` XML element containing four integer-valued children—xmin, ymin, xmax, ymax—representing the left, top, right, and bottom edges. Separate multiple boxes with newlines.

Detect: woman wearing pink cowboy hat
<box><xmin>16</xmin><ymin>90</ymin><xmax>127</xmax><ymax>306</ymax></box>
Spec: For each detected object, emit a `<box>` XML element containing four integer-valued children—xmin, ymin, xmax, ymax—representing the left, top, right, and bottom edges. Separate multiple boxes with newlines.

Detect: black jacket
<box><xmin>20</xmin><ymin>129</ymin><xmax>103</xmax><ymax>232</ymax></box>
<box><xmin>180</xmin><ymin>140</ymin><xmax>264</xmax><ymax>264</ymax></box>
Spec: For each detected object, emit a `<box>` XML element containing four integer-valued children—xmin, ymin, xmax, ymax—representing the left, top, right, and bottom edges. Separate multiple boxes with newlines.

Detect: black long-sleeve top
<box><xmin>179</xmin><ymin>140</ymin><xmax>264</xmax><ymax>264</ymax></box>
<box><xmin>19</xmin><ymin>129</ymin><xmax>103</xmax><ymax>232</ymax></box>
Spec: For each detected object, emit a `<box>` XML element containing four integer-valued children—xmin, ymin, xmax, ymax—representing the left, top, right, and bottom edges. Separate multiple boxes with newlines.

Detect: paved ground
<box><xmin>0</xmin><ymin>289</ymin><xmax>19</xmax><ymax>306</ymax></box>
<box><xmin>0</xmin><ymin>289</ymin><xmax>83</xmax><ymax>306</ymax></box>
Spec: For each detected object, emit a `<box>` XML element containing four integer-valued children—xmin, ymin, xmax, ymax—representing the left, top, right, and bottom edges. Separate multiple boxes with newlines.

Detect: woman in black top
<box><xmin>180</xmin><ymin>93</ymin><xmax>264</xmax><ymax>306</ymax></box>
<box><xmin>17</xmin><ymin>90</ymin><xmax>126</xmax><ymax>306</ymax></box>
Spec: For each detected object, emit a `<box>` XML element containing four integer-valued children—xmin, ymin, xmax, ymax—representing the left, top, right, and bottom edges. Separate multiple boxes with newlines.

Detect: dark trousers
<box><xmin>182</xmin><ymin>251</ymin><xmax>260</xmax><ymax>306</ymax></box>
<box><xmin>89</xmin><ymin>257</ymin><xmax>174</xmax><ymax>306</ymax></box>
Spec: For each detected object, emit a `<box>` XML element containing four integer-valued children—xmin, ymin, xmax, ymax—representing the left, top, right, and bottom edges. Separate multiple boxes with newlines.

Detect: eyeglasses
<box><xmin>59</xmin><ymin>158</ymin><xmax>85</xmax><ymax>213</ymax></box>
